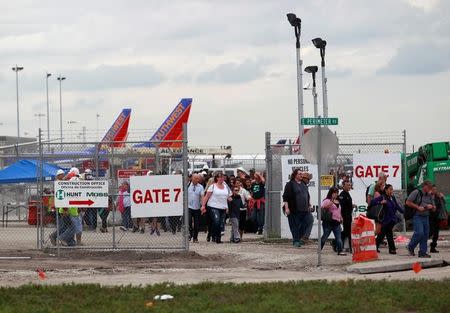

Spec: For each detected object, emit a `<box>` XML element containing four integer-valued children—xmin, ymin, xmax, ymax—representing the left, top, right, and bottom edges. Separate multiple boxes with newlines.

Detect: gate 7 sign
<box><xmin>131</xmin><ymin>175</ymin><xmax>183</xmax><ymax>218</ymax></box>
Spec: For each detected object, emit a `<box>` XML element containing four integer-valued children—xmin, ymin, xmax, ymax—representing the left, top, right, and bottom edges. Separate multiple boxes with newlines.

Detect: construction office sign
<box><xmin>54</xmin><ymin>180</ymin><xmax>109</xmax><ymax>208</ymax></box>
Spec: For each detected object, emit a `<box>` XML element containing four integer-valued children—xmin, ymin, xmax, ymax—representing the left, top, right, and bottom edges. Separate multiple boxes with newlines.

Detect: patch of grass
<box><xmin>0</xmin><ymin>280</ymin><xmax>449</xmax><ymax>313</ymax></box>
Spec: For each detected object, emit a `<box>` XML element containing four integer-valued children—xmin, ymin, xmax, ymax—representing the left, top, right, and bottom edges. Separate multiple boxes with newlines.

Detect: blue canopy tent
<box><xmin>0</xmin><ymin>160</ymin><xmax>63</xmax><ymax>184</ymax></box>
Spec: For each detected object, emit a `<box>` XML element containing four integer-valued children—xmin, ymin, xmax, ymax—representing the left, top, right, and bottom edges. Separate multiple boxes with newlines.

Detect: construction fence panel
<box><xmin>264</xmin><ymin>131</ymin><xmax>407</xmax><ymax>266</ymax></box>
<box><xmin>34</xmin><ymin>134</ymin><xmax>189</xmax><ymax>251</ymax></box>
<box><xmin>0</xmin><ymin>157</ymin><xmax>41</xmax><ymax>250</ymax></box>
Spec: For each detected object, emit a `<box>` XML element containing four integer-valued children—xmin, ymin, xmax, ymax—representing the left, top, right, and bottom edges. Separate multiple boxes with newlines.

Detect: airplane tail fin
<box><xmin>134</xmin><ymin>98</ymin><xmax>192</xmax><ymax>148</ymax></box>
<box><xmin>99</xmin><ymin>108</ymin><xmax>131</xmax><ymax>148</ymax></box>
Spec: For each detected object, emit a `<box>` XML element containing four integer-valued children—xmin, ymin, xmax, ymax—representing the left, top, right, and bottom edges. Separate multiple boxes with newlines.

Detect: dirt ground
<box><xmin>1</xmin><ymin>232</ymin><xmax>450</xmax><ymax>287</ymax></box>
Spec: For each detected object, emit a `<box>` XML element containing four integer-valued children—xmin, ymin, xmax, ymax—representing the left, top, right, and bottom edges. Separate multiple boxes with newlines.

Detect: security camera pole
<box><xmin>287</xmin><ymin>13</ymin><xmax>304</xmax><ymax>151</ymax></box>
<box><xmin>304</xmin><ymin>66</ymin><xmax>319</xmax><ymax>118</ymax></box>
<box><xmin>312</xmin><ymin>38</ymin><xmax>328</xmax><ymax>117</ymax></box>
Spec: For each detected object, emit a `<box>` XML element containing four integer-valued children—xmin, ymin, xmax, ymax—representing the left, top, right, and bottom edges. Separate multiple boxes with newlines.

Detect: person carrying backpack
<box><xmin>430</xmin><ymin>185</ymin><xmax>447</xmax><ymax>253</ymax></box>
<box><xmin>370</xmin><ymin>184</ymin><xmax>403</xmax><ymax>254</ymax></box>
<box><xmin>406</xmin><ymin>181</ymin><xmax>436</xmax><ymax>258</ymax></box>
<box><xmin>366</xmin><ymin>172</ymin><xmax>388</xmax><ymax>205</ymax></box>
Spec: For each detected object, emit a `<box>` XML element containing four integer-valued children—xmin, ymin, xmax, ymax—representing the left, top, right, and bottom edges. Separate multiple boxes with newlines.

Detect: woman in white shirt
<box><xmin>201</xmin><ymin>172</ymin><xmax>231</xmax><ymax>244</ymax></box>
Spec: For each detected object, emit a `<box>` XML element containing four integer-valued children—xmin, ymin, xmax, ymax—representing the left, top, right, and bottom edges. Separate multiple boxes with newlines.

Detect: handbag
<box><xmin>367</xmin><ymin>203</ymin><xmax>383</xmax><ymax>222</ymax></box>
<box><xmin>321</xmin><ymin>207</ymin><xmax>333</xmax><ymax>223</ymax></box>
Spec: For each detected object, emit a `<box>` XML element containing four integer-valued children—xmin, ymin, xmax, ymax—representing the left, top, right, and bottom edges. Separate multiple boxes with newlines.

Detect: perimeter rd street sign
<box><xmin>301</xmin><ymin>117</ymin><xmax>339</xmax><ymax>126</ymax></box>
<box><xmin>54</xmin><ymin>180</ymin><xmax>109</xmax><ymax>208</ymax></box>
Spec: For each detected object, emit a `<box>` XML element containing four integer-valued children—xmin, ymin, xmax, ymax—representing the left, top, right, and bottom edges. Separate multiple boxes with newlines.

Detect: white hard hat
<box><xmin>85</xmin><ymin>169</ymin><xmax>92</xmax><ymax>174</ymax></box>
<box><xmin>147</xmin><ymin>170</ymin><xmax>154</xmax><ymax>176</ymax></box>
<box><xmin>56</xmin><ymin>169</ymin><xmax>65</xmax><ymax>176</ymax></box>
<box><xmin>237</xmin><ymin>167</ymin><xmax>248</xmax><ymax>175</ymax></box>
<box><xmin>69</xmin><ymin>167</ymin><xmax>80</xmax><ymax>175</ymax></box>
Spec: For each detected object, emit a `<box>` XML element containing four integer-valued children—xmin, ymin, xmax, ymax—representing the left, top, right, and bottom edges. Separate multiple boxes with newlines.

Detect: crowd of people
<box><xmin>49</xmin><ymin>164</ymin><xmax>447</xmax><ymax>258</ymax></box>
<box><xmin>282</xmin><ymin>168</ymin><xmax>448</xmax><ymax>258</ymax></box>
<box><xmin>190</xmin><ymin>168</ymin><xmax>266</xmax><ymax>244</ymax></box>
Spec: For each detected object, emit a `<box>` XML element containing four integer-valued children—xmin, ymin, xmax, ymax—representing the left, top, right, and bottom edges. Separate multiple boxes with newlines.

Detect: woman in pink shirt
<box><xmin>320</xmin><ymin>187</ymin><xmax>346</xmax><ymax>256</ymax></box>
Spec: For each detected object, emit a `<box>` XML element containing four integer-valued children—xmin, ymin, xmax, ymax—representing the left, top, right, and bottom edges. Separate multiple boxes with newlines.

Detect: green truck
<box><xmin>406</xmin><ymin>141</ymin><xmax>450</xmax><ymax>213</ymax></box>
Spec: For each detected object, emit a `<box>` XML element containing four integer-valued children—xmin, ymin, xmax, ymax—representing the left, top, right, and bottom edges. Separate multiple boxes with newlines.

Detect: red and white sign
<box><xmin>352</xmin><ymin>153</ymin><xmax>402</xmax><ymax>191</ymax></box>
<box><xmin>82</xmin><ymin>160</ymin><xmax>109</xmax><ymax>170</ymax></box>
<box><xmin>117</xmin><ymin>169</ymin><xmax>150</xmax><ymax>186</ymax></box>
<box><xmin>130</xmin><ymin>175</ymin><xmax>183</xmax><ymax>218</ymax></box>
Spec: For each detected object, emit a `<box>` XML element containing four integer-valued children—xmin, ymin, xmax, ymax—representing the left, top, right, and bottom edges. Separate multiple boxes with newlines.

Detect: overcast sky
<box><xmin>0</xmin><ymin>0</ymin><xmax>449</xmax><ymax>153</ymax></box>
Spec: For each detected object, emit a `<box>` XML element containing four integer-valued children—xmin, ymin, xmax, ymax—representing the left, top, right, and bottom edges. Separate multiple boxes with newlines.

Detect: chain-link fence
<box><xmin>0</xmin><ymin>127</ymin><xmax>189</xmax><ymax>252</ymax></box>
<box><xmin>264</xmin><ymin>130</ymin><xmax>407</xmax><ymax>266</ymax></box>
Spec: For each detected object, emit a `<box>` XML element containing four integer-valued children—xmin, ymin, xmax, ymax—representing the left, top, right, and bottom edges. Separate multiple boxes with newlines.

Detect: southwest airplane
<box><xmin>134</xmin><ymin>98</ymin><xmax>192</xmax><ymax>148</ymax></box>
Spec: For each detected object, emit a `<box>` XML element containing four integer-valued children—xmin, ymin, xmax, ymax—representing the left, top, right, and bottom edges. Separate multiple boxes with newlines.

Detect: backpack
<box><xmin>365</xmin><ymin>181</ymin><xmax>377</xmax><ymax>205</ymax></box>
<box><xmin>404</xmin><ymin>189</ymin><xmax>423</xmax><ymax>220</ymax></box>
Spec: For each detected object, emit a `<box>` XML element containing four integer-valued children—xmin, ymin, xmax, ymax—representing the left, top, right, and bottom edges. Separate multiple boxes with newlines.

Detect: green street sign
<box><xmin>301</xmin><ymin>117</ymin><xmax>339</xmax><ymax>126</ymax></box>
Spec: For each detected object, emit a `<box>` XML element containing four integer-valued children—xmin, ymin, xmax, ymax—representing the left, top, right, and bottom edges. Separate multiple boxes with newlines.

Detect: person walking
<box><xmin>282</xmin><ymin>169</ymin><xmax>311</xmax><ymax>247</ymax></box>
<box><xmin>320</xmin><ymin>187</ymin><xmax>346</xmax><ymax>256</ymax></box>
<box><xmin>117</xmin><ymin>181</ymin><xmax>133</xmax><ymax>231</ymax></box>
<box><xmin>83</xmin><ymin>169</ymin><xmax>97</xmax><ymax>231</ymax></box>
<box><xmin>201</xmin><ymin>172</ymin><xmax>231</xmax><ymax>244</ymax></box>
<box><xmin>228</xmin><ymin>187</ymin><xmax>244</xmax><ymax>243</ymax></box>
<box><xmin>188</xmin><ymin>174</ymin><xmax>204</xmax><ymax>243</ymax></box>
<box><xmin>370</xmin><ymin>184</ymin><xmax>404</xmax><ymax>254</ymax></box>
<box><xmin>406</xmin><ymin>181</ymin><xmax>436</xmax><ymax>258</ymax></box>
<box><xmin>49</xmin><ymin>169</ymin><xmax>77</xmax><ymax>246</ymax></box>
<box><xmin>430</xmin><ymin>185</ymin><xmax>446</xmax><ymax>253</ymax></box>
<box><xmin>250</xmin><ymin>172</ymin><xmax>265</xmax><ymax>235</ymax></box>
<box><xmin>235</xmin><ymin>180</ymin><xmax>251</xmax><ymax>241</ymax></box>
<box><xmin>339</xmin><ymin>181</ymin><xmax>356</xmax><ymax>252</ymax></box>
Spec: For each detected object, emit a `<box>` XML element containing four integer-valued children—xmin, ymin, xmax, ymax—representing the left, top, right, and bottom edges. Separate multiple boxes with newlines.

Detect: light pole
<box><xmin>67</xmin><ymin>120</ymin><xmax>77</xmax><ymax>141</ymax></box>
<box><xmin>34</xmin><ymin>113</ymin><xmax>45</xmax><ymax>131</ymax></box>
<box><xmin>57</xmin><ymin>75</ymin><xmax>66</xmax><ymax>145</ymax></box>
<box><xmin>287</xmin><ymin>13</ymin><xmax>304</xmax><ymax>151</ymax></box>
<box><xmin>46</xmin><ymin>72</ymin><xmax>51</xmax><ymax>143</ymax></box>
<box><xmin>304</xmin><ymin>66</ymin><xmax>319</xmax><ymax>118</ymax></box>
<box><xmin>12</xmin><ymin>65</ymin><xmax>24</xmax><ymax>145</ymax></box>
<box><xmin>96</xmin><ymin>113</ymin><xmax>100</xmax><ymax>141</ymax></box>
<box><xmin>312</xmin><ymin>38</ymin><xmax>328</xmax><ymax>117</ymax></box>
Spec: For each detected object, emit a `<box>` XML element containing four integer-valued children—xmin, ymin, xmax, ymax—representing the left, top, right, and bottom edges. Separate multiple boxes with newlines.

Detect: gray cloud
<box><xmin>326</xmin><ymin>68</ymin><xmax>352</xmax><ymax>78</ymax></box>
<box><xmin>65</xmin><ymin>64</ymin><xmax>164</xmax><ymax>91</ymax></box>
<box><xmin>196</xmin><ymin>59</ymin><xmax>268</xmax><ymax>84</ymax></box>
<box><xmin>377</xmin><ymin>42</ymin><xmax>450</xmax><ymax>75</ymax></box>
<box><xmin>10</xmin><ymin>64</ymin><xmax>164</xmax><ymax>93</ymax></box>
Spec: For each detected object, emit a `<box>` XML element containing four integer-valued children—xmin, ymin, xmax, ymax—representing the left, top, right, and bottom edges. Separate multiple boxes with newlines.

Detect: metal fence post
<box><xmin>264</xmin><ymin>132</ymin><xmax>271</xmax><ymax>239</ymax></box>
<box><xmin>402</xmin><ymin>129</ymin><xmax>407</xmax><ymax>234</ymax></box>
<box><xmin>182</xmin><ymin>123</ymin><xmax>189</xmax><ymax>251</ymax></box>
<box><xmin>111</xmin><ymin>144</ymin><xmax>116</xmax><ymax>249</ymax></box>
<box><xmin>317</xmin><ymin>125</ymin><xmax>322</xmax><ymax>267</ymax></box>
<box><xmin>155</xmin><ymin>144</ymin><xmax>160</xmax><ymax>174</ymax></box>
<box><xmin>37</xmin><ymin>128</ymin><xmax>43</xmax><ymax>249</ymax></box>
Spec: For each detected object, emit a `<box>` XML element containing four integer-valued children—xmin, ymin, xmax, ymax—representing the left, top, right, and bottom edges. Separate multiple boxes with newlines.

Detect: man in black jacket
<box><xmin>282</xmin><ymin>170</ymin><xmax>311</xmax><ymax>247</ymax></box>
<box><xmin>339</xmin><ymin>181</ymin><xmax>356</xmax><ymax>252</ymax></box>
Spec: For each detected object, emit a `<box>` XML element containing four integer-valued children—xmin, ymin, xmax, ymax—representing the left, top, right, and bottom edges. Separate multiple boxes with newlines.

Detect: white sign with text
<box><xmin>54</xmin><ymin>180</ymin><xmax>109</xmax><ymax>208</ymax></box>
<box><xmin>352</xmin><ymin>153</ymin><xmax>402</xmax><ymax>191</ymax></box>
<box><xmin>280</xmin><ymin>155</ymin><xmax>327</xmax><ymax>239</ymax></box>
<box><xmin>131</xmin><ymin>175</ymin><xmax>183</xmax><ymax>218</ymax></box>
